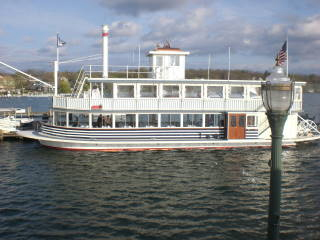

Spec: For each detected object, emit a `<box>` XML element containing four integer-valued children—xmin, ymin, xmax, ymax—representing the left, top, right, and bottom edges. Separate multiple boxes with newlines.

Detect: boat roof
<box><xmin>87</xmin><ymin>78</ymin><xmax>306</xmax><ymax>86</ymax></box>
<box><xmin>0</xmin><ymin>108</ymin><xmax>26</xmax><ymax>113</ymax></box>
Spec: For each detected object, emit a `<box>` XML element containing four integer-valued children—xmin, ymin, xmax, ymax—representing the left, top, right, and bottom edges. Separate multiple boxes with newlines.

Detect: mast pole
<box><xmin>208</xmin><ymin>54</ymin><xmax>211</xmax><ymax>80</ymax></box>
<box><xmin>54</xmin><ymin>33</ymin><xmax>59</xmax><ymax>96</ymax></box>
<box><xmin>138</xmin><ymin>44</ymin><xmax>141</xmax><ymax>79</ymax></box>
<box><xmin>228</xmin><ymin>47</ymin><xmax>231</xmax><ymax>80</ymax></box>
<box><xmin>286</xmin><ymin>35</ymin><xmax>289</xmax><ymax>77</ymax></box>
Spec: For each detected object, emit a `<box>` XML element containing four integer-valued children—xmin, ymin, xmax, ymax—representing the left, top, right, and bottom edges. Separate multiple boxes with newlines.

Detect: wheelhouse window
<box><xmin>69</xmin><ymin>113</ymin><xmax>89</xmax><ymax>128</ymax></box>
<box><xmin>140</xmin><ymin>85</ymin><xmax>157</xmax><ymax>98</ymax></box>
<box><xmin>117</xmin><ymin>85</ymin><xmax>134</xmax><ymax>98</ymax></box>
<box><xmin>91</xmin><ymin>84</ymin><xmax>101</xmax><ymax>99</ymax></box>
<box><xmin>248</xmin><ymin>86</ymin><xmax>261</xmax><ymax>99</ymax></box>
<box><xmin>139</xmin><ymin>114</ymin><xmax>158</xmax><ymax>127</ymax></box>
<box><xmin>103</xmin><ymin>83</ymin><xmax>113</xmax><ymax>98</ymax></box>
<box><xmin>229</xmin><ymin>86</ymin><xmax>244</xmax><ymax>98</ymax></box>
<box><xmin>247</xmin><ymin>115</ymin><xmax>258</xmax><ymax>127</ymax></box>
<box><xmin>207</xmin><ymin>86</ymin><xmax>223</xmax><ymax>98</ymax></box>
<box><xmin>183</xmin><ymin>114</ymin><xmax>202</xmax><ymax>127</ymax></box>
<box><xmin>115</xmin><ymin>114</ymin><xmax>135</xmax><ymax>128</ymax></box>
<box><xmin>185</xmin><ymin>86</ymin><xmax>201</xmax><ymax>98</ymax></box>
<box><xmin>205</xmin><ymin>114</ymin><xmax>225</xmax><ymax>127</ymax></box>
<box><xmin>156</xmin><ymin>56</ymin><xmax>163</xmax><ymax>66</ymax></box>
<box><xmin>92</xmin><ymin>114</ymin><xmax>112</xmax><ymax>128</ymax></box>
<box><xmin>54</xmin><ymin>111</ymin><xmax>66</xmax><ymax>126</ymax></box>
<box><xmin>161</xmin><ymin>114</ymin><xmax>180</xmax><ymax>127</ymax></box>
<box><xmin>169</xmin><ymin>56</ymin><xmax>180</xmax><ymax>66</ymax></box>
<box><xmin>163</xmin><ymin>85</ymin><xmax>179</xmax><ymax>98</ymax></box>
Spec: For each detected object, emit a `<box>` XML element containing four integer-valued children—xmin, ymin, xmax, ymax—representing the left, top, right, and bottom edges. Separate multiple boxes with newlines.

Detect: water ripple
<box><xmin>0</xmin><ymin>141</ymin><xmax>320</xmax><ymax>239</ymax></box>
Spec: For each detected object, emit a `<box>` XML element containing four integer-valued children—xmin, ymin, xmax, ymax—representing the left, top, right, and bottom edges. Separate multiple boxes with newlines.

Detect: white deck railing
<box><xmin>53</xmin><ymin>96</ymin><xmax>303</xmax><ymax>112</ymax></box>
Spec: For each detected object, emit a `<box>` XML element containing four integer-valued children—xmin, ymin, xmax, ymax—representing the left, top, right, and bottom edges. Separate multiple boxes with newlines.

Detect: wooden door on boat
<box><xmin>228</xmin><ymin>114</ymin><xmax>246</xmax><ymax>139</ymax></box>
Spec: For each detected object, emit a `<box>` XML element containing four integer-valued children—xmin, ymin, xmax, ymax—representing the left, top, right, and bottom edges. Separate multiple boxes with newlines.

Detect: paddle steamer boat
<box><xmin>18</xmin><ymin>25</ymin><xmax>320</xmax><ymax>151</ymax></box>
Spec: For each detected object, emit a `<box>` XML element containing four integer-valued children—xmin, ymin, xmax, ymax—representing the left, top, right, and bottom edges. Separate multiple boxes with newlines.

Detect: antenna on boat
<box><xmin>138</xmin><ymin>44</ymin><xmax>141</xmax><ymax>79</ymax></box>
<box><xmin>207</xmin><ymin>54</ymin><xmax>211</xmax><ymax>80</ymax></box>
<box><xmin>286</xmin><ymin>34</ymin><xmax>289</xmax><ymax>77</ymax></box>
<box><xmin>228</xmin><ymin>47</ymin><xmax>231</xmax><ymax>81</ymax></box>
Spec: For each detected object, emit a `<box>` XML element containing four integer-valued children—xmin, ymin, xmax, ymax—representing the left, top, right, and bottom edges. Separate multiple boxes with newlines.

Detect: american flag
<box><xmin>275</xmin><ymin>41</ymin><xmax>287</xmax><ymax>66</ymax></box>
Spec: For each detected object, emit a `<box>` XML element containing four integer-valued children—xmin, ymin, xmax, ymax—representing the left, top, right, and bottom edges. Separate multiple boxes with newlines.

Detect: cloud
<box><xmin>22</xmin><ymin>36</ymin><xmax>33</xmax><ymax>43</ymax></box>
<box><xmin>99</xmin><ymin>0</ymin><xmax>192</xmax><ymax>16</ymax></box>
<box><xmin>85</xmin><ymin>21</ymin><xmax>141</xmax><ymax>39</ymax></box>
<box><xmin>288</xmin><ymin>15</ymin><xmax>320</xmax><ymax>39</ymax></box>
<box><xmin>0</xmin><ymin>28</ymin><xmax>4</xmax><ymax>35</ymax></box>
<box><xmin>142</xmin><ymin>8</ymin><xmax>211</xmax><ymax>43</ymax></box>
<box><xmin>110</xmin><ymin>21</ymin><xmax>141</xmax><ymax>37</ymax></box>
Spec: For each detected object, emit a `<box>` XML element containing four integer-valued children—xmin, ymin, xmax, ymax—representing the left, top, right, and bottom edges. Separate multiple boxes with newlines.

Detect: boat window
<box><xmin>248</xmin><ymin>86</ymin><xmax>261</xmax><ymax>98</ymax></box>
<box><xmin>207</xmin><ymin>86</ymin><xmax>223</xmax><ymax>98</ymax></box>
<box><xmin>185</xmin><ymin>86</ymin><xmax>201</xmax><ymax>98</ymax></box>
<box><xmin>161</xmin><ymin>114</ymin><xmax>180</xmax><ymax>127</ymax></box>
<box><xmin>103</xmin><ymin>83</ymin><xmax>113</xmax><ymax>98</ymax></box>
<box><xmin>295</xmin><ymin>87</ymin><xmax>302</xmax><ymax>100</ymax></box>
<box><xmin>117</xmin><ymin>85</ymin><xmax>134</xmax><ymax>98</ymax></box>
<box><xmin>139</xmin><ymin>114</ymin><xmax>158</xmax><ymax>127</ymax></box>
<box><xmin>163</xmin><ymin>85</ymin><xmax>179</xmax><ymax>98</ymax></box>
<box><xmin>54</xmin><ymin>111</ymin><xmax>66</xmax><ymax>126</ymax></box>
<box><xmin>169</xmin><ymin>56</ymin><xmax>180</xmax><ymax>66</ymax></box>
<box><xmin>205</xmin><ymin>114</ymin><xmax>225</xmax><ymax>127</ymax></box>
<box><xmin>115</xmin><ymin>114</ymin><xmax>135</xmax><ymax>128</ymax></box>
<box><xmin>229</xmin><ymin>86</ymin><xmax>244</xmax><ymax>98</ymax></box>
<box><xmin>92</xmin><ymin>114</ymin><xmax>112</xmax><ymax>128</ymax></box>
<box><xmin>69</xmin><ymin>113</ymin><xmax>89</xmax><ymax>128</ymax></box>
<box><xmin>140</xmin><ymin>85</ymin><xmax>157</xmax><ymax>98</ymax></box>
<box><xmin>91</xmin><ymin>85</ymin><xmax>101</xmax><ymax>99</ymax></box>
<box><xmin>231</xmin><ymin>116</ymin><xmax>237</xmax><ymax>127</ymax></box>
<box><xmin>183</xmin><ymin>114</ymin><xmax>202</xmax><ymax>127</ymax></box>
<box><xmin>156</xmin><ymin>56</ymin><xmax>163</xmax><ymax>66</ymax></box>
<box><xmin>239</xmin><ymin>115</ymin><xmax>246</xmax><ymax>127</ymax></box>
<box><xmin>247</xmin><ymin>115</ymin><xmax>258</xmax><ymax>127</ymax></box>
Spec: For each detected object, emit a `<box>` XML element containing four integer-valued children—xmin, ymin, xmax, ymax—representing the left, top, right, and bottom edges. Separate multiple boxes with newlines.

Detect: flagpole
<box><xmin>228</xmin><ymin>47</ymin><xmax>231</xmax><ymax>81</ymax></box>
<box><xmin>207</xmin><ymin>54</ymin><xmax>211</xmax><ymax>80</ymax></box>
<box><xmin>138</xmin><ymin>44</ymin><xmax>141</xmax><ymax>79</ymax></box>
<box><xmin>54</xmin><ymin>33</ymin><xmax>59</xmax><ymax>96</ymax></box>
<box><xmin>286</xmin><ymin>35</ymin><xmax>289</xmax><ymax>77</ymax></box>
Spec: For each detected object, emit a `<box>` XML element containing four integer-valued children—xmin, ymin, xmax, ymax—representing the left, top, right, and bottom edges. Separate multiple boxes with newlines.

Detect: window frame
<box><xmin>117</xmin><ymin>84</ymin><xmax>135</xmax><ymax>98</ymax></box>
<box><xmin>246</xmin><ymin>115</ymin><xmax>258</xmax><ymax>128</ymax></box>
<box><xmin>206</xmin><ymin>85</ymin><xmax>224</xmax><ymax>98</ymax></box>
<box><xmin>229</xmin><ymin>86</ymin><xmax>245</xmax><ymax>99</ymax></box>
<box><xmin>184</xmin><ymin>85</ymin><xmax>202</xmax><ymax>98</ymax></box>
<box><xmin>162</xmin><ymin>85</ymin><xmax>180</xmax><ymax>98</ymax></box>
<box><xmin>139</xmin><ymin>85</ymin><xmax>157</xmax><ymax>98</ymax></box>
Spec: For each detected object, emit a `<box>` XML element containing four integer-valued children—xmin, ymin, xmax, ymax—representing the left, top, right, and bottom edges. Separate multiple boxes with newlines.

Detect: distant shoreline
<box><xmin>0</xmin><ymin>95</ymin><xmax>53</xmax><ymax>98</ymax></box>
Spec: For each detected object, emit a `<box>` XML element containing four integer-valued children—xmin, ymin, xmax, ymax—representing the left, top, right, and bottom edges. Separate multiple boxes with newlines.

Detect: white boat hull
<box><xmin>17</xmin><ymin>129</ymin><xmax>320</xmax><ymax>152</ymax></box>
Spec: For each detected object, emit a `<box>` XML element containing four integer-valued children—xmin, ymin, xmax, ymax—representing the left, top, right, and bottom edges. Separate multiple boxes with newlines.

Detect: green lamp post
<box><xmin>261</xmin><ymin>66</ymin><xmax>294</xmax><ymax>240</ymax></box>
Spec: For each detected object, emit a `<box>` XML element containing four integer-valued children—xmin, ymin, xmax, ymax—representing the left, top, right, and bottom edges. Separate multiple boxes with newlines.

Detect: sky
<box><xmin>0</xmin><ymin>0</ymin><xmax>320</xmax><ymax>74</ymax></box>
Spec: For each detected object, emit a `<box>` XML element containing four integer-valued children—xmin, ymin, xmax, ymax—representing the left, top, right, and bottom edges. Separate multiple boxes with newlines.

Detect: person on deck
<box><xmin>97</xmin><ymin>114</ymin><xmax>103</xmax><ymax>128</ymax></box>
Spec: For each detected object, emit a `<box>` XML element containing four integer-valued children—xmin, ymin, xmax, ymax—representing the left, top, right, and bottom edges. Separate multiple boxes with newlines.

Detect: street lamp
<box><xmin>261</xmin><ymin>66</ymin><xmax>294</xmax><ymax>240</ymax></box>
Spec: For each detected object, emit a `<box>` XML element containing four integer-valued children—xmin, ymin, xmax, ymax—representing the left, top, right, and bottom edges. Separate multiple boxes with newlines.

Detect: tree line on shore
<box><xmin>1</xmin><ymin>69</ymin><xmax>320</xmax><ymax>94</ymax></box>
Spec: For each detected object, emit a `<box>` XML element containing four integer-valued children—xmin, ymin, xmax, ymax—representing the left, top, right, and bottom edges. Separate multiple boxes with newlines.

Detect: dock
<box><xmin>0</xmin><ymin>130</ymin><xmax>24</xmax><ymax>141</ymax></box>
<box><xmin>0</xmin><ymin>107</ymin><xmax>50</xmax><ymax>141</ymax></box>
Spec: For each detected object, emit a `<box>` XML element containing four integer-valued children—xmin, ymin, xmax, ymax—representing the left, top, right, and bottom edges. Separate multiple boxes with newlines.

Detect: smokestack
<box><xmin>102</xmin><ymin>25</ymin><xmax>109</xmax><ymax>78</ymax></box>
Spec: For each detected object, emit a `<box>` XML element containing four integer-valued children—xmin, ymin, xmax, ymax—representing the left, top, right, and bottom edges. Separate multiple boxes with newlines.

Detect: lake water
<box><xmin>0</xmin><ymin>94</ymin><xmax>319</xmax><ymax>239</ymax></box>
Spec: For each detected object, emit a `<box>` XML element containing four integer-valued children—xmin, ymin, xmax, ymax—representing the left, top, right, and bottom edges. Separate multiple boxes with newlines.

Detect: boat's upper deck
<box><xmin>54</xmin><ymin>67</ymin><xmax>304</xmax><ymax>113</ymax></box>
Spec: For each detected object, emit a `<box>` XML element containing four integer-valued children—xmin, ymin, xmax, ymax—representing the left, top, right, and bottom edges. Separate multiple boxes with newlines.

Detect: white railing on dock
<box><xmin>53</xmin><ymin>96</ymin><xmax>302</xmax><ymax>112</ymax></box>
